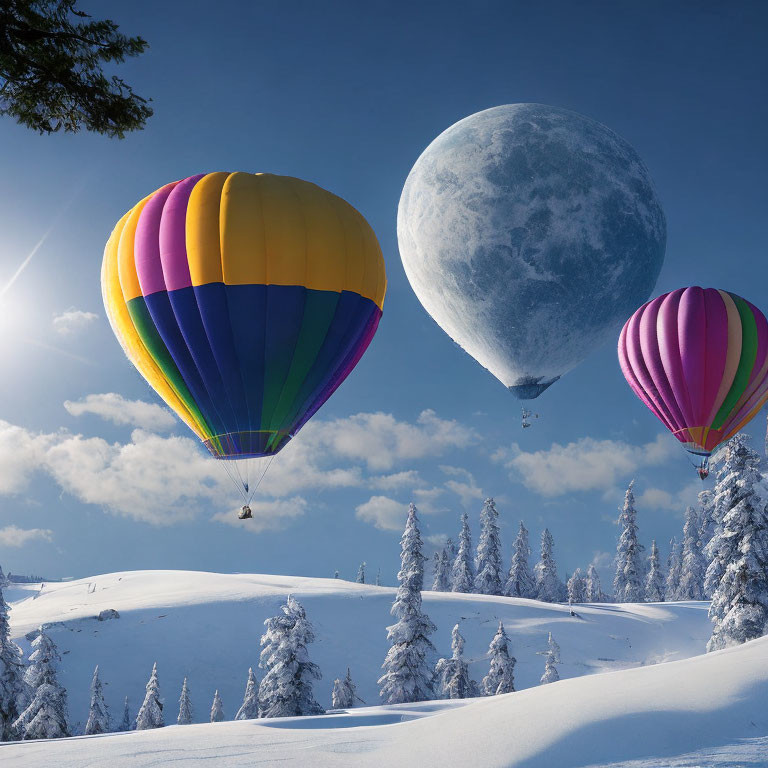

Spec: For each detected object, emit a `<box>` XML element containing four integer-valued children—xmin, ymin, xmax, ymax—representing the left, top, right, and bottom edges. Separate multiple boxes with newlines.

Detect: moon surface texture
<box><xmin>397</xmin><ymin>103</ymin><xmax>667</xmax><ymax>399</ymax></box>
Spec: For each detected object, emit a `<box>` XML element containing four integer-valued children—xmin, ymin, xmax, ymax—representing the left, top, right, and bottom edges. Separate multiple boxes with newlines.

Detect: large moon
<box><xmin>397</xmin><ymin>104</ymin><xmax>667</xmax><ymax>399</ymax></box>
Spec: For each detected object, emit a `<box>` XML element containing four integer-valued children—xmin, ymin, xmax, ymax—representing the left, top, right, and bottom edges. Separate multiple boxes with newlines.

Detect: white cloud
<box><xmin>316</xmin><ymin>409</ymin><xmax>476</xmax><ymax>471</ymax></box>
<box><xmin>590</xmin><ymin>550</ymin><xmax>613</xmax><ymax>569</ymax></box>
<box><xmin>636</xmin><ymin>482</ymin><xmax>700</xmax><ymax>512</ymax></box>
<box><xmin>426</xmin><ymin>533</ymin><xmax>448</xmax><ymax>547</ymax></box>
<box><xmin>211</xmin><ymin>497</ymin><xmax>307</xmax><ymax>534</ymax></box>
<box><xmin>52</xmin><ymin>309</ymin><xmax>98</xmax><ymax>336</ymax></box>
<box><xmin>369</xmin><ymin>470</ymin><xmax>424</xmax><ymax>491</ymax></box>
<box><xmin>64</xmin><ymin>393</ymin><xmax>176</xmax><ymax>432</ymax></box>
<box><xmin>0</xmin><ymin>525</ymin><xmax>53</xmax><ymax>547</ymax></box>
<box><xmin>495</xmin><ymin>434</ymin><xmax>677</xmax><ymax>496</ymax></box>
<box><xmin>0</xmin><ymin>407</ymin><xmax>476</xmax><ymax>530</ymax></box>
<box><xmin>440</xmin><ymin>465</ymin><xmax>484</xmax><ymax>507</ymax></box>
<box><xmin>355</xmin><ymin>496</ymin><xmax>408</xmax><ymax>531</ymax></box>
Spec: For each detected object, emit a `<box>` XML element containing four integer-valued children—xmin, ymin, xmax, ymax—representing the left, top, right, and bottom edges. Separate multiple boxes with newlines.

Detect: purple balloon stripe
<box><xmin>678</xmin><ymin>287</ymin><xmax>708</xmax><ymax>425</ymax></box>
<box><xmin>658</xmin><ymin>288</ymin><xmax>696</xmax><ymax>429</ymax></box>
<box><xmin>639</xmin><ymin>295</ymin><xmax>688</xmax><ymax>434</ymax></box>
<box><xmin>625</xmin><ymin>305</ymin><xmax>681</xmax><ymax>437</ymax></box>
<box><xmin>159</xmin><ymin>174</ymin><xmax>205</xmax><ymax>292</ymax></box>
<box><xmin>135</xmin><ymin>183</ymin><xmax>176</xmax><ymax>297</ymax></box>
<box><xmin>618</xmin><ymin>321</ymin><xmax>674</xmax><ymax>433</ymax></box>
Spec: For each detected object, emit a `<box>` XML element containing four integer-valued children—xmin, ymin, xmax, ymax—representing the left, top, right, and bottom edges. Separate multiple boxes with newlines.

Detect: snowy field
<box><xmin>2</xmin><ymin>570</ymin><xmax>766</xmax><ymax>767</ymax></box>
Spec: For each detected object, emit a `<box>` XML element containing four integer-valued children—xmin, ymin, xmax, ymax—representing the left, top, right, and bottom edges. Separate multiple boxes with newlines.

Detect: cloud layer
<box><xmin>0</xmin><ymin>525</ymin><xmax>53</xmax><ymax>548</ymax></box>
<box><xmin>64</xmin><ymin>393</ymin><xmax>176</xmax><ymax>431</ymax></box>
<box><xmin>494</xmin><ymin>434</ymin><xmax>677</xmax><ymax>496</ymax></box>
<box><xmin>52</xmin><ymin>309</ymin><xmax>98</xmax><ymax>336</ymax></box>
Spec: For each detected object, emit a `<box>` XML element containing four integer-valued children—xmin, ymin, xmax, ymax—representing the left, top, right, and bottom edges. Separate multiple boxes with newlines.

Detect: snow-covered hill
<box><xmin>3</xmin><ymin>570</ymin><xmax>762</xmax><ymax>768</ymax></box>
<box><xmin>2</xmin><ymin>636</ymin><xmax>767</xmax><ymax>768</ymax></box>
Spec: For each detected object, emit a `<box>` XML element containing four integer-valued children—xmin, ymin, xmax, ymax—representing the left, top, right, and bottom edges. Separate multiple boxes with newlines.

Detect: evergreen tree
<box><xmin>434</xmin><ymin>624</ymin><xmax>475</xmax><ymax>699</ymax></box>
<box><xmin>376</xmin><ymin>569</ymin><xmax>382</xmax><ymax>587</ymax></box>
<box><xmin>645</xmin><ymin>539</ymin><xmax>665</xmax><ymax>602</ymax></box>
<box><xmin>613</xmin><ymin>481</ymin><xmax>644</xmax><ymax>602</ymax></box>
<box><xmin>119</xmin><ymin>697</ymin><xmax>130</xmax><ymax>731</ymax></box>
<box><xmin>234</xmin><ymin>668</ymin><xmax>258</xmax><ymax>720</ymax></box>
<box><xmin>707</xmin><ymin>435</ymin><xmax>768</xmax><ymax>651</ymax></box>
<box><xmin>0</xmin><ymin>0</ymin><xmax>153</xmax><ymax>137</ymax></box>
<box><xmin>504</xmin><ymin>522</ymin><xmax>535</xmax><ymax>598</ymax></box>
<box><xmin>665</xmin><ymin>536</ymin><xmax>682</xmax><ymax>600</ymax></box>
<box><xmin>445</xmin><ymin>537</ymin><xmax>457</xmax><ymax>562</ymax></box>
<box><xmin>481</xmin><ymin>621</ymin><xmax>515</xmax><ymax>695</ymax></box>
<box><xmin>566</xmin><ymin>569</ymin><xmax>586</xmax><ymax>604</ymax></box>
<box><xmin>0</xmin><ymin>580</ymin><xmax>25</xmax><ymax>741</ymax></box>
<box><xmin>0</xmin><ymin>565</ymin><xmax>7</xmax><ymax>589</ymax></box>
<box><xmin>677</xmin><ymin>506</ymin><xmax>706</xmax><ymax>600</ymax></box>
<box><xmin>334</xmin><ymin>570</ymin><xmax>339</xmax><ymax>579</ymax></box>
<box><xmin>13</xmin><ymin>627</ymin><xmax>69</xmax><ymax>739</ymax></box>
<box><xmin>534</xmin><ymin>529</ymin><xmax>564</xmax><ymax>602</ymax></box>
<box><xmin>538</xmin><ymin>632</ymin><xmax>561</xmax><ymax>685</ymax></box>
<box><xmin>258</xmin><ymin>596</ymin><xmax>324</xmax><ymax>718</ymax></box>
<box><xmin>84</xmin><ymin>665</ymin><xmax>110</xmax><ymax>735</ymax></box>
<box><xmin>584</xmin><ymin>564</ymin><xmax>603</xmax><ymax>602</ymax></box>
<box><xmin>331</xmin><ymin>669</ymin><xmax>360</xmax><ymax>709</ymax></box>
<box><xmin>451</xmin><ymin>511</ymin><xmax>474</xmax><ymax>592</ymax></box>
<box><xmin>698</xmin><ymin>488</ymin><xmax>716</xmax><ymax>554</ymax></box>
<box><xmin>135</xmin><ymin>662</ymin><xmax>163</xmax><ymax>730</ymax></box>
<box><xmin>356</xmin><ymin>562</ymin><xmax>366</xmax><ymax>584</ymax></box>
<box><xmin>379</xmin><ymin>503</ymin><xmax>436</xmax><ymax>704</ymax></box>
<box><xmin>474</xmin><ymin>498</ymin><xmax>503</xmax><ymax>595</ymax></box>
<box><xmin>705</xmin><ymin>440</ymin><xmax>746</xmax><ymax>599</ymax></box>
<box><xmin>432</xmin><ymin>548</ymin><xmax>451</xmax><ymax>592</ymax></box>
<box><xmin>177</xmin><ymin>677</ymin><xmax>192</xmax><ymax>725</ymax></box>
<box><xmin>210</xmin><ymin>690</ymin><xmax>224</xmax><ymax>723</ymax></box>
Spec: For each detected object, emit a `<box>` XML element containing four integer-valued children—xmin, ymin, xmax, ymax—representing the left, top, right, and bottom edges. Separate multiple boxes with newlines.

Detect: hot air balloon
<box><xmin>102</xmin><ymin>172</ymin><xmax>386</xmax><ymax>512</ymax></box>
<box><xmin>619</xmin><ymin>287</ymin><xmax>768</xmax><ymax>479</ymax></box>
<box><xmin>397</xmin><ymin>104</ymin><xmax>666</xmax><ymax>404</ymax></box>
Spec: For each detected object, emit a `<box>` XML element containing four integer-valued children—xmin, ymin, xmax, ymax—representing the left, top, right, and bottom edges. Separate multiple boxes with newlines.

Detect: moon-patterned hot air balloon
<box><xmin>619</xmin><ymin>287</ymin><xmax>768</xmax><ymax>478</ymax></box>
<box><xmin>102</xmin><ymin>172</ymin><xmax>386</xmax><ymax>509</ymax></box>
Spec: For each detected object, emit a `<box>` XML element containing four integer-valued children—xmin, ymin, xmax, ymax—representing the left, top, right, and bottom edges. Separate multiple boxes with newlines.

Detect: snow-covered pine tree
<box><xmin>234</xmin><ymin>667</ymin><xmax>258</xmax><ymax>720</ymax></box>
<box><xmin>434</xmin><ymin>624</ymin><xmax>475</xmax><ymax>700</ymax></box>
<box><xmin>474</xmin><ymin>498</ymin><xmax>503</xmax><ymax>595</ymax></box>
<box><xmin>0</xmin><ymin>565</ymin><xmax>8</xmax><ymax>589</ymax></box>
<box><xmin>534</xmin><ymin>528</ymin><xmax>564</xmax><ymax>602</ymax></box>
<box><xmin>379</xmin><ymin>503</ymin><xmax>436</xmax><ymax>704</ymax></box>
<box><xmin>210</xmin><ymin>690</ymin><xmax>224</xmax><ymax>722</ymax></box>
<box><xmin>84</xmin><ymin>665</ymin><xmax>110</xmax><ymax>735</ymax></box>
<box><xmin>707</xmin><ymin>434</ymin><xmax>768</xmax><ymax>651</ymax></box>
<box><xmin>584</xmin><ymin>564</ymin><xmax>603</xmax><ymax>602</ymax></box>
<box><xmin>135</xmin><ymin>662</ymin><xmax>163</xmax><ymax>730</ymax></box>
<box><xmin>13</xmin><ymin>626</ymin><xmax>69</xmax><ymax>739</ymax></box>
<box><xmin>677</xmin><ymin>506</ymin><xmax>706</xmax><ymax>600</ymax></box>
<box><xmin>445</xmin><ymin>537</ymin><xmax>457</xmax><ymax>561</ymax></box>
<box><xmin>665</xmin><ymin>536</ymin><xmax>682</xmax><ymax>600</ymax></box>
<box><xmin>645</xmin><ymin>539</ymin><xmax>665</xmax><ymax>602</ymax></box>
<box><xmin>376</xmin><ymin>569</ymin><xmax>381</xmax><ymax>587</ymax></box>
<box><xmin>566</xmin><ymin>569</ymin><xmax>586</xmax><ymax>604</ymax></box>
<box><xmin>0</xmin><ymin>580</ymin><xmax>25</xmax><ymax>741</ymax></box>
<box><xmin>704</xmin><ymin>437</ymin><xmax>748</xmax><ymax>599</ymax></box>
<box><xmin>356</xmin><ymin>562</ymin><xmax>366</xmax><ymax>584</ymax></box>
<box><xmin>613</xmin><ymin>481</ymin><xmax>644</xmax><ymax>602</ymax></box>
<box><xmin>538</xmin><ymin>632</ymin><xmax>560</xmax><ymax>685</ymax></box>
<box><xmin>481</xmin><ymin>621</ymin><xmax>515</xmax><ymax>695</ymax></box>
<box><xmin>331</xmin><ymin>668</ymin><xmax>360</xmax><ymax>709</ymax></box>
<box><xmin>177</xmin><ymin>677</ymin><xmax>192</xmax><ymax>725</ymax></box>
<box><xmin>258</xmin><ymin>596</ymin><xmax>324</xmax><ymax>718</ymax></box>
<box><xmin>504</xmin><ymin>521</ymin><xmax>535</xmax><ymax>598</ymax></box>
<box><xmin>119</xmin><ymin>697</ymin><xmax>130</xmax><ymax>731</ymax></box>
<box><xmin>451</xmin><ymin>511</ymin><xmax>474</xmax><ymax>593</ymax></box>
<box><xmin>334</xmin><ymin>570</ymin><xmax>339</xmax><ymax>579</ymax></box>
<box><xmin>432</xmin><ymin>548</ymin><xmax>451</xmax><ymax>592</ymax></box>
<box><xmin>698</xmin><ymin>488</ymin><xmax>716</xmax><ymax>554</ymax></box>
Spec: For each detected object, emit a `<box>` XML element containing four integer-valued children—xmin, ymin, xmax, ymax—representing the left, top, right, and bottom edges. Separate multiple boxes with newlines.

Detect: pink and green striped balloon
<box><xmin>619</xmin><ymin>287</ymin><xmax>768</xmax><ymax>471</ymax></box>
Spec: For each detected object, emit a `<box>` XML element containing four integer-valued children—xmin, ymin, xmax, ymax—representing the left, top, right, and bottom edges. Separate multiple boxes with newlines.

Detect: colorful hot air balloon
<box><xmin>619</xmin><ymin>287</ymin><xmax>768</xmax><ymax>478</ymax></box>
<box><xmin>102</xmin><ymin>172</ymin><xmax>386</xmax><ymax>505</ymax></box>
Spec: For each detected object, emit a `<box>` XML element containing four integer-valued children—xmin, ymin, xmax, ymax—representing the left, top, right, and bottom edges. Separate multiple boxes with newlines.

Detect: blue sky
<box><xmin>0</xmin><ymin>0</ymin><xmax>766</xmax><ymax>585</ymax></box>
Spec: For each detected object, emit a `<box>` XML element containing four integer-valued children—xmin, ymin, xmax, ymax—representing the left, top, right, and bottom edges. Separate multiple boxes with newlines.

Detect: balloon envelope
<box><xmin>619</xmin><ymin>287</ymin><xmax>768</xmax><ymax>458</ymax></box>
<box><xmin>102</xmin><ymin>172</ymin><xmax>386</xmax><ymax>459</ymax></box>
<box><xmin>397</xmin><ymin>104</ymin><xmax>666</xmax><ymax>399</ymax></box>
